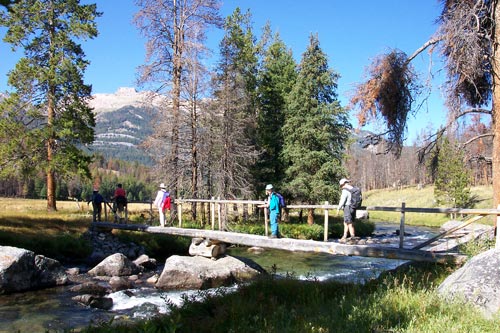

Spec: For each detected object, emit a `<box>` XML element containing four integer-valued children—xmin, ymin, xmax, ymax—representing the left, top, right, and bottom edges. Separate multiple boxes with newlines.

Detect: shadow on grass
<box><xmin>0</xmin><ymin>215</ymin><xmax>92</xmax><ymax>261</ymax></box>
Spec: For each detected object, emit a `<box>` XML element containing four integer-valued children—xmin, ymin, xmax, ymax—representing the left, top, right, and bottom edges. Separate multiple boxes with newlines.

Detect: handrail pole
<box><xmin>399</xmin><ymin>202</ymin><xmax>406</xmax><ymax>249</ymax></box>
<box><xmin>264</xmin><ymin>199</ymin><xmax>269</xmax><ymax>237</ymax></box>
<box><xmin>324</xmin><ymin>201</ymin><xmax>329</xmax><ymax>242</ymax></box>
<box><xmin>149</xmin><ymin>198</ymin><xmax>153</xmax><ymax>225</ymax></box>
<box><xmin>211</xmin><ymin>197</ymin><xmax>215</xmax><ymax>230</ymax></box>
<box><xmin>217</xmin><ymin>197</ymin><xmax>221</xmax><ymax>230</ymax></box>
<box><xmin>178</xmin><ymin>199</ymin><xmax>182</xmax><ymax>227</ymax></box>
<box><xmin>496</xmin><ymin>204</ymin><xmax>500</xmax><ymax>250</ymax></box>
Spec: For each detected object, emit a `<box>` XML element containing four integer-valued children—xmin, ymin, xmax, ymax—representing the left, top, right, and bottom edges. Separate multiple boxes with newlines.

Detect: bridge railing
<box><xmin>174</xmin><ymin>198</ymin><xmax>500</xmax><ymax>250</ymax></box>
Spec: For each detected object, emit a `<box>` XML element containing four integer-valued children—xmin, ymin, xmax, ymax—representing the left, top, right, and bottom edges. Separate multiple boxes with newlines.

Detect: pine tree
<box><xmin>255</xmin><ymin>32</ymin><xmax>297</xmax><ymax>193</ymax></box>
<box><xmin>0</xmin><ymin>0</ymin><xmax>100</xmax><ymax>211</ymax></box>
<box><xmin>282</xmin><ymin>34</ymin><xmax>351</xmax><ymax>224</ymax></box>
<box><xmin>432</xmin><ymin>136</ymin><xmax>472</xmax><ymax>209</ymax></box>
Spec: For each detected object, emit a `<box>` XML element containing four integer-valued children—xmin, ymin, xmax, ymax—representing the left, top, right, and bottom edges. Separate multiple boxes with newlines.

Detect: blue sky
<box><xmin>0</xmin><ymin>0</ymin><xmax>446</xmax><ymax>142</ymax></box>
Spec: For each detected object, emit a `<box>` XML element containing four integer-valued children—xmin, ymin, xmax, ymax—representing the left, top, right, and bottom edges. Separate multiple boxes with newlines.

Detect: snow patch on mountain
<box><xmin>89</xmin><ymin>87</ymin><xmax>164</xmax><ymax>112</ymax></box>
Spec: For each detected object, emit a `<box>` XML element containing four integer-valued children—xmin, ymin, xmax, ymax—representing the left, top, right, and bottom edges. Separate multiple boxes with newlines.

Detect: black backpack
<box><xmin>348</xmin><ymin>186</ymin><xmax>363</xmax><ymax>209</ymax></box>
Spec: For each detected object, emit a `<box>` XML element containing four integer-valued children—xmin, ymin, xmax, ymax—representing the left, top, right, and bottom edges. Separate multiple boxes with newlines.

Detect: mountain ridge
<box><xmin>89</xmin><ymin>87</ymin><xmax>160</xmax><ymax>165</ymax></box>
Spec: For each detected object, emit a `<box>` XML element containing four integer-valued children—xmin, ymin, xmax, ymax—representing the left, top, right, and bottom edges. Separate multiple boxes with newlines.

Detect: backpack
<box><xmin>161</xmin><ymin>192</ymin><xmax>171</xmax><ymax>211</ymax></box>
<box><xmin>116</xmin><ymin>195</ymin><xmax>127</xmax><ymax>205</ymax></box>
<box><xmin>275</xmin><ymin>192</ymin><xmax>286</xmax><ymax>209</ymax></box>
<box><xmin>348</xmin><ymin>186</ymin><xmax>363</xmax><ymax>209</ymax></box>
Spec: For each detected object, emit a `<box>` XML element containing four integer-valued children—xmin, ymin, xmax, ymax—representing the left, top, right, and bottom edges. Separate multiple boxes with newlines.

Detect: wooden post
<box><xmin>399</xmin><ymin>202</ymin><xmax>406</xmax><ymax>249</ymax></box>
<box><xmin>243</xmin><ymin>202</ymin><xmax>248</xmax><ymax>221</ymax></box>
<box><xmin>217</xmin><ymin>197</ymin><xmax>221</xmax><ymax>230</ymax></box>
<box><xmin>496</xmin><ymin>204</ymin><xmax>500</xmax><ymax>249</ymax></box>
<box><xmin>210</xmin><ymin>197</ymin><xmax>215</xmax><ymax>230</ymax></box>
<box><xmin>264</xmin><ymin>203</ymin><xmax>269</xmax><ymax>237</ymax></box>
<box><xmin>104</xmin><ymin>203</ymin><xmax>108</xmax><ymax>222</ymax></box>
<box><xmin>177</xmin><ymin>200</ymin><xmax>182</xmax><ymax>227</ymax></box>
<box><xmin>324</xmin><ymin>201</ymin><xmax>329</xmax><ymax>242</ymax></box>
<box><xmin>149</xmin><ymin>198</ymin><xmax>153</xmax><ymax>225</ymax></box>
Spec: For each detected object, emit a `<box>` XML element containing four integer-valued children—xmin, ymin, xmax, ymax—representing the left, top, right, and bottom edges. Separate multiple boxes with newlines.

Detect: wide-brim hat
<box><xmin>159</xmin><ymin>183</ymin><xmax>166</xmax><ymax>188</ymax></box>
<box><xmin>265</xmin><ymin>184</ymin><xmax>273</xmax><ymax>190</ymax></box>
<box><xmin>339</xmin><ymin>178</ymin><xmax>350</xmax><ymax>186</ymax></box>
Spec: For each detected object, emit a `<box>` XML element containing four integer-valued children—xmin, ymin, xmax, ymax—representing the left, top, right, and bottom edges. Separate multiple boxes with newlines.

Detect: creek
<box><xmin>0</xmin><ymin>223</ymin><xmax>438</xmax><ymax>333</ymax></box>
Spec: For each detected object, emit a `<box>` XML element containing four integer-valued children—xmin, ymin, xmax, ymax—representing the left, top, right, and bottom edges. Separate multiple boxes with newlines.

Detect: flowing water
<box><xmin>0</xmin><ymin>223</ymin><xmax>438</xmax><ymax>332</ymax></box>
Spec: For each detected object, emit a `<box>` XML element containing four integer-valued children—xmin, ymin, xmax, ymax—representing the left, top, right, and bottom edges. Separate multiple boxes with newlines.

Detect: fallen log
<box><xmin>92</xmin><ymin>222</ymin><xmax>466</xmax><ymax>264</ymax></box>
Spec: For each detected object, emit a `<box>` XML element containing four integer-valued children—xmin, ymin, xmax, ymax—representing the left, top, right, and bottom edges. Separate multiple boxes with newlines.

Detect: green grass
<box><xmin>81</xmin><ymin>262</ymin><xmax>500</xmax><ymax>333</ymax></box>
<box><xmin>0</xmin><ymin>199</ymin><xmax>194</xmax><ymax>262</ymax></box>
<box><xmin>363</xmin><ymin>184</ymin><xmax>495</xmax><ymax>227</ymax></box>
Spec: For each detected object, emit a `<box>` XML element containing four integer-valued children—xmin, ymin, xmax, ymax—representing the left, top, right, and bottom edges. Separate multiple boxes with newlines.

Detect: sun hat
<box><xmin>159</xmin><ymin>183</ymin><xmax>166</xmax><ymax>188</ymax></box>
<box><xmin>265</xmin><ymin>184</ymin><xmax>273</xmax><ymax>190</ymax></box>
<box><xmin>339</xmin><ymin>178</ymin><xmax>350</xmax><ymax>186</ymax></box>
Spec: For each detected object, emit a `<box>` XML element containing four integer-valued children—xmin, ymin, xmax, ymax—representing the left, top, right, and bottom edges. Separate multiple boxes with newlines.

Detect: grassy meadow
<box><xmin>363</xmin><ymin>184</ymin><xmax>495</xmax><ymax>227</ymax></box>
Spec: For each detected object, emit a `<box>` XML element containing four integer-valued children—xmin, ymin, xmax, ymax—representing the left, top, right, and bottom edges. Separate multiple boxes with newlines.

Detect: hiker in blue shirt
<box><xmin>88</xmin><ymin>189</ymin><xmax>105</xmax><ymax>222</ymax></box>
<box><xmin>265</xmin><ymin>184</ymin><xmax>280</xmax><ymax>238</ymax></box>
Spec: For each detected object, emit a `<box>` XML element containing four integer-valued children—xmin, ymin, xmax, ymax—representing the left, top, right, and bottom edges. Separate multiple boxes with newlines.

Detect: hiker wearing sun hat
<box><xmin>153</xmin><ymin>183</ymin><xmax>168</xmax><ymax>227</ymax></box>
<box><xmin>264</xmin><ymin>184</ymin><xmax>280</xmax><ymax>238</ymax></box>
<box><xmin>337</xmin><ymin>178</ymin><xmax>356</xmax><ymax>242</ymax></box>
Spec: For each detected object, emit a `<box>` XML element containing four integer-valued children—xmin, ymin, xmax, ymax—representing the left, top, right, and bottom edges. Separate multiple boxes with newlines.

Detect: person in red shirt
<box><xmin>111</xmin><ymin>183</ymin><xmax>127</xmax><ymax>222</ymax></box>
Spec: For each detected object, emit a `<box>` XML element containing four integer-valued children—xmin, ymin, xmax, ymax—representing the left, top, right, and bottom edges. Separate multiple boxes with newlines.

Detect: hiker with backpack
<box><xmin>153</xmin><ymin>183</ymin><xmax>170</xmax><ymax>227</ymax></box>
<box><xmin>111</xmin><ymin>183</ymin><xmax>127</xmax><ymax>222</ymax></box>
<box><xmin>336</xmin><ymin>178</ymin><xmax>362</xmax><ymax>242</ymax></box>
<box><xmin>87</xmin><ymin>188</ymin><xmax>106</xmax><ymax>222</ymax></box>
<box><xmin>263</xmin><ymin>184</ymin><xmax>280</xmax><ymax>238</ymax></box>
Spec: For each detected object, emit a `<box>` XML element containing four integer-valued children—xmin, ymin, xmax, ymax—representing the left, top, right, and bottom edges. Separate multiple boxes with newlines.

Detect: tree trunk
<box><xmin>191</xmin><ymin>96</ymin><xmax>198</xmax><ymax>220</ymax></box>
<box><xmin>307</xmin><ymin>208</ymin><xmax>314</xmax><ymax>225</ymax></box>
<box><xmin>493</xmin><ymin>0</ymin><xmax>500</xmax><ymax>208</ymax></box>
<box><xmin>46</xmin><ymin>85</ymin><xmax>56</xmax><ymax>212</ymax></box>
<box><xmin>171</xmin><ymin>0</ymin><xmax>182</xmax><ymax>199</ymax></box>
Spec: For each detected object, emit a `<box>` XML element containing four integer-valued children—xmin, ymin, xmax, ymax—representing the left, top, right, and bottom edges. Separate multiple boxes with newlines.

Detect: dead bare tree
<box><xmin>134</xmin><ymin>0</ymin><xmax>222</xmax><ymax>201</ymax></box>
<box><xmin>350</xmin><ymin>0</ymin><xmax>500</xmax><ymax>206</ymax></box>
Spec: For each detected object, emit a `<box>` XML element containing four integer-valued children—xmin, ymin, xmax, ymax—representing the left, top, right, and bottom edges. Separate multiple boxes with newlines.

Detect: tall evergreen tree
<box><xmin>282</xmin><ymin>34</ymin><xmax>351</xmax><ymax>224</ymax></box>
<box><xmin>0</xmin><ymin>0</ymin><xmax>100</xmax><ymax>211</ymax></box>
<box><xmin>255</xmin><ymin>32</ymin><xmax>297</xmax><ymax>193</ymax></box>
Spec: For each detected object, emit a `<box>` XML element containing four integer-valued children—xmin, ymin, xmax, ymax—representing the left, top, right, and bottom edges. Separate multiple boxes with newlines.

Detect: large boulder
<box><xmin>0</xmin><ymin>246</ymin><xmax>68</xmax><ymax>294</ymax></box>
<box><xmin>438</xmin><ymin>248</ymin><xmax>500</xmax><ymax>318</ymax></box>
<box><xmin>88</xmin><ymin>253</ymin><xmax>140</xmax><ymax>277</ymax></box>
<box><xmin>156</xmin><ymin>255</ymin><xmax>265</xmax><ymax>290</ymax></box>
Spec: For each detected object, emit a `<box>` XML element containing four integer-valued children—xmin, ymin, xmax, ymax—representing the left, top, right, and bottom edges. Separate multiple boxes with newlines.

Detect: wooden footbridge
<box><xmin>91</xmin><ymin>199</ymin><xmax>500</xmax><ymax>265</ymax></box>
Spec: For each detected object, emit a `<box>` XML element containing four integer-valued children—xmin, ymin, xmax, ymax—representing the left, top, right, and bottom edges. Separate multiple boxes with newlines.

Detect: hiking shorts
<box><xmin>343</xmin><ymin>206</ymin><xmax>356</xmax><ymax>224</ymax></box>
